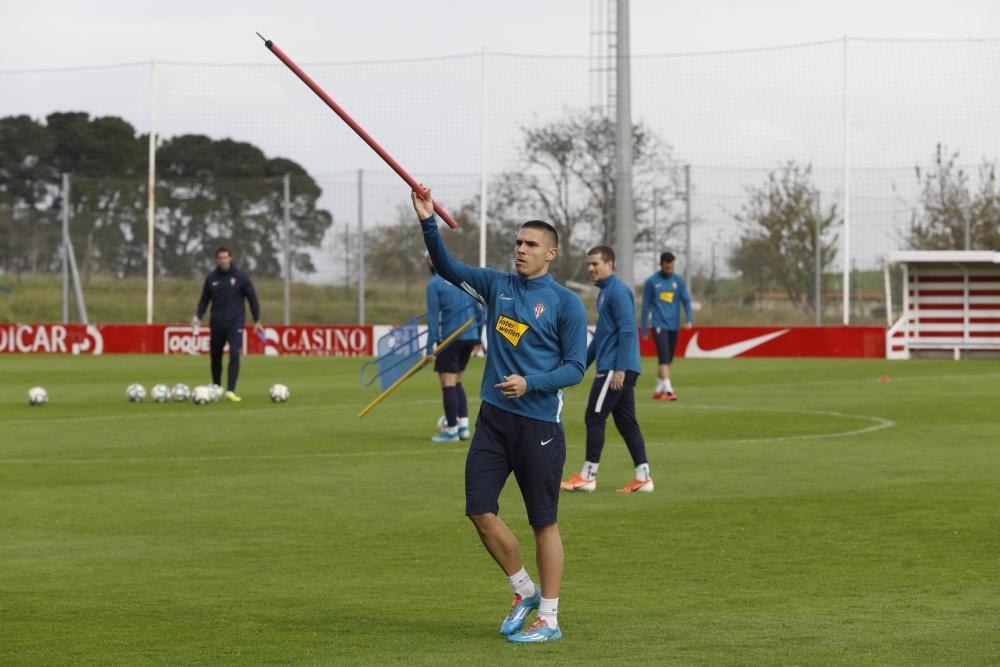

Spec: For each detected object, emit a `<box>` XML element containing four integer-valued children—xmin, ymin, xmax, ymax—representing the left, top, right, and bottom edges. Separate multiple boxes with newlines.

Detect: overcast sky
<box><xmin>4</xmin><ymin>0</ymin><xmax>998</xmax><ymax>68</ymax></box>
<box><xmin>4</xmin><ymin>0</ymin><xmax>998</xmax><ymax>281</ymax></box>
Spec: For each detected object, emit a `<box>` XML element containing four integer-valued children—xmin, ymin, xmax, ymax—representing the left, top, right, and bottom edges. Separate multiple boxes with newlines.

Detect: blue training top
<box><xmin>641</xmin><ymin>270</ymin><xmax>693</xmax><ymax>331</ymax></box>
<box><xmin>196</xmin><ymin>265</ymin><xmax>260</xmax><ymax>329</ymax></box>
<box><xmin>421</xmin><ymin>215</ymin><xmax>588</xmax><ymax>423</ymax></box>
<box><xmin>425</xmin><ymin>273</ymin><xmax>483</xmax><ymax>354</ymax></box>
<box><xmin>588</xmin><ymin>273</ymin><xmax>642</xmax><ymax>374</ymax></box>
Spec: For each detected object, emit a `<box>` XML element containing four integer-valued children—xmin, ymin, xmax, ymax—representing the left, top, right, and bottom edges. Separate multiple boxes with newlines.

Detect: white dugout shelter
<box><xmin>886</xmin><ymin>251</ymin><xmax>1000</xmax><ymax>360</ymax></box>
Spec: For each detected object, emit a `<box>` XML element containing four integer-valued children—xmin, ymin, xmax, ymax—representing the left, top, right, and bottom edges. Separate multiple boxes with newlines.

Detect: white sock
<box><xmin>656</xmin><ymin>379</ymin><xmax>667</xmax><ymax>393</ymax></box>
<box><xmin>664</xmin><ymin>379</ymin><xmax>674</xmax><ymax>393</ymax></box>
<box><xmin>507</xmin><ymin>567</ymin><xmax>536</xmax><ymax>599</ymax></box>
<box><xmin>443</xmin><ymin>425</ymin><xmax>458</xmax><ymax>435</ymax></box>
<box><xmin>581</xmin><ymin>461</ymin><xmax>599</xmax><ymax>480</ymax></box>
<box><xmin>538</xmin><ymin>597</ymin><xmax>559</xmax><ymax>628</ymax></box>
<box><xmin>458</xmin><ymin>417</ymin><xmax>469</xmax><ymax>429</ymax></box>
<box><xmin>636</xmin><ymin>463</ymin><xmax>651</xmax><ymax>482</ymax></box>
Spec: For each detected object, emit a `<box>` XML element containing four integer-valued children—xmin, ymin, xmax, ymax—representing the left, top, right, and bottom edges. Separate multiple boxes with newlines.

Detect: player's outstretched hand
<box><xmin>411</xmin><ymin>186</ymin><xmax>434</xmax><ymax>220</ymax></box>
<box><xmin>495</xmin><ymin>374</ymin><xmax>527</xmax><ymax>399</ymax></box>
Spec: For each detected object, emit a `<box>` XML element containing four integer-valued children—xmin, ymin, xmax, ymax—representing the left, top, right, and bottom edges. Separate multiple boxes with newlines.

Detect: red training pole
<box><xmin>258</xmin><ymin>33</ymin><xmax>458</xmax><ymax>229</ymax></box>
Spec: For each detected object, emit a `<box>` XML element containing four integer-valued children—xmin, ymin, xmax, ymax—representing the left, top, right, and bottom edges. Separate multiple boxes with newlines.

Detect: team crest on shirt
<box><xmin>230</xmin><ymin>277</ymin><xmax>237</xmax><ymax>286</ymax></box>
<box><xmin>534</xmin><ymin>303</ymin><xmax>545</xmax><ymax>319</ymax></box>
<box><xmin>496</xmin><ymin>315</ymin><xmax>529</xmax><ymax>347</ymax></box>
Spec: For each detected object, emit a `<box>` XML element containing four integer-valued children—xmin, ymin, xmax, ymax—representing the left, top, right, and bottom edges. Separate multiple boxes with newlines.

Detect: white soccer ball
<box><xmin>171</xmin><ymin>383</ymin><xmax>191</xmax><ymax>402</ymax></box>
<box><xmin>437</xmin><ymin>415</ymin><xmax>448</xmax><ymax>433</ymax></box>
<box><xmin>151</xmin><ymin>384</ymin><xmax>170</xmax><ymax>403</ymax></box>
<box><xmin>209</xmin><ymin>384</ymin><xmax>223</xmax><ymax>403</ymax></box>
<box><xmin>192</xmin><ymin>385</ymin><xmax>212</xmax><ymax>406</ymax></box>
<box><xmin>126</xmin><ymin>383</ymin><xmax>146</xmax><ymax>403</ymax></box>
<box><xmin>268</xmin><ymin>383</ymin><xmax>290</xmax><ymax>403</ymax></box>
<box><xmin>27</xmin><ymin>386</ymin><xmax>48</xmax><ymax>406</ymax></box>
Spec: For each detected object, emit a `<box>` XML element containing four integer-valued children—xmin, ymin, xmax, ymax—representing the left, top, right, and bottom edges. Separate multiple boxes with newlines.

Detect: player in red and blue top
<box><xmin>413</xmin><ymin>188</ymin><xmax>587</xmax><ymax>643</ymax></box>
<box><xmin>641</xmin><ymin>251</ymin><xmax>693</xmax><ymax>400</ymax></box>
<box><xmin>562</xmin><ymin>245</ymin><xmax>653</xmax><ymax>494</ymax></box>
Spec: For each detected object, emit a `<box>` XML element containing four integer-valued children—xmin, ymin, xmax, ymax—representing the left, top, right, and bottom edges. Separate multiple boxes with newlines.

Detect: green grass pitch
<box><xmin>1</xmin><ymin>355</ymin><xmax>998</xmax><ymax>665</ymax></box>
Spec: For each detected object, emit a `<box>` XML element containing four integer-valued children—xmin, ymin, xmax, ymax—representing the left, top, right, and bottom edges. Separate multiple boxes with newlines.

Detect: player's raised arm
<box><xmin>412</xmin><ymin>188</ymin><xmax>496</xmax><ymax>304</ymax></box>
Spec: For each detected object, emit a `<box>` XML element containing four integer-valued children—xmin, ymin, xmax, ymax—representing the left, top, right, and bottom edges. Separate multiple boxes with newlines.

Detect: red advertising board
<box><xmin>0</xmin><ymin>323</ymin><xmax>885</xmax><ymax>358</ymax></box>
<box><xmin>638</xmin><ymin>326</ymin><xmax>886</xmax><ymax>358</ymax></box>
<box><xmin>0</xmin><ymin>324</ymin><xmax>373</xmax><ymax>356</ymax></box>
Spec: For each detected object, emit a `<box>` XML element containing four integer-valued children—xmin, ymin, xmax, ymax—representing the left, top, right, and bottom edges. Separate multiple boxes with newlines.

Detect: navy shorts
<box><xmin>210</xmin><ymin>326</ymin><xmax>243</xmax><ymax>357</ymax></box>
<box><xmin>652</xmin><ymin>328</ymin><xmax>679</xmax><ymax>364</ymax></box>
<box><xmin>434</xmin><ymin>339</ymin><xmax>477</xmax><ymax>374</ymax></box>
<box><xmin>465</xmin><ymin>401</ymin><xmax>566</xmax><ymax>526</ymax></box>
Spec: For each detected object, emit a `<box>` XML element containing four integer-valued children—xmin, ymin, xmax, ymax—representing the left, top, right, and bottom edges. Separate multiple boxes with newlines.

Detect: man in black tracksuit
<box><xmin>192</xmin><ymin>247</ymin><xmax>262</xmax><ymax>402</ymax></box>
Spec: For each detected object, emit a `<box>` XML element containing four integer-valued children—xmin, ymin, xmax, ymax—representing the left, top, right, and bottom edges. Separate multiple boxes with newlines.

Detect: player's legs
<box><xmin>226</xmin><ymin>327</ymin><xmax>243</xmax><ymax>392</ymax></box>
<box><xmin>533</xmin><ymin>522</ymin><xmax>563</xmax><ymax>599</ymax></box>
<box><xmin>438</xmin><ymin>372</ymin><xmax>459</xmax><ymax>424</ymax></box>
<box><xmin>508</xmin><ymin>415</ymin><xmax>565</xmax><ymax>641</ymax></box>
<box><xmin>433</xmin><ymin>348</ymin><xmax>463</xmax><ymax>441</ymax></box>
<box><xmin>653</xmin><ymin>329</ymin><xmax>678</xmax><ymax>400</ymax></box>
<box><xmin>209</xmin><ymin>328</ymin><xmax>226</xmax><ymax>386</ymax></box>
<box><xmin>611</xmin><ymin>372</ymin><xmax>647</xmax><ymax>465</ymax></box>
<box><xmin>562</xmin><ymin>373</ymin><xmax>619</xmax><ymax>491</ymax></box>
<box><xmin>465</xmin><ymin>403</ymin><xmax>520</xmax><ymax>572</ymax></box>
<box><xmin>611</xmin><ymin>373</ymin><xmax>654</xmax><ymax>492</ymax></box>
<box><xmin>454</xmin><ymin>341</ymin><xmax>475</xmax><ymax>439</ymax></box>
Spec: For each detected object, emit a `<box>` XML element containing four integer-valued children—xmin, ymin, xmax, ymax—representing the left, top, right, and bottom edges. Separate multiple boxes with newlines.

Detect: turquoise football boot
<box><xmin>499</xmin><ymin>591</ymin><xmax>540</xmax><ymax>636</ymax></box>
<box><xmin>507</xmin><ymin>617</ymin><xmax>563</xmax><ymax>643</ymax></box>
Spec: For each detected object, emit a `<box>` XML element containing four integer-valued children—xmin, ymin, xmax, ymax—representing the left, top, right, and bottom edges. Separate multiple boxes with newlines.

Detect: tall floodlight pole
<box><xmin>614</xmin><ymin>0</ymin><xmax>635</xmax><ymax>286</ymax></box>
<box><xmin>479</xmin><ymin>49</ymin><xmax>489</xmax><ymax>268</ymax></box>
<box><xmin>357</xmin><ymin>169</ymin><xmax>365</xmax><ymax>326</ymax></box>
<box><xmin>283</xmin><ymin>173</ymin><xmax>291</xmax><ymax>325</ymax></box>
<box><xmin>61</xmin><ymin>173</ymin><xmax>69</xmax><ymax>323</ymax></box>
<box><xmin>684</xmin><ymin>164</ymin><xmax>692</xmax><ymax>276</ymax></box>
<box><xmin>146</xmin><ymin>60</ymin><xmax>157</xmax><ymax>324</ymax></box>
<box><xmin>841</xmin><ymin>36</ymin><xmax>851</xmax><ymax>325</ymax></box>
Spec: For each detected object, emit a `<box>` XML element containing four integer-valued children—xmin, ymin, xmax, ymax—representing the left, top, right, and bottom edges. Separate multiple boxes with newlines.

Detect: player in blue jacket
<box><xmin>641</xmin><ymin>251</ymin><xmax>693</xmax><ymax>401</ymax></box>
<box><xmin>425</xmin><ymin>255</ymin><xmax>484</xmax><ymax>442</ymax></box>
<box><xmin>413</xmin><ymin>188</ymin><xmax>587</xmax><ymax>643</ymax></box>
<box><xmin>562</xmin><ymin>245</ymin><xmax>653</xmax><ymax>494</ymax></box>
<box><xmin>191</xmin><ymin>247</ymin><xmax>262</xmax><ymax>402</ymax></box>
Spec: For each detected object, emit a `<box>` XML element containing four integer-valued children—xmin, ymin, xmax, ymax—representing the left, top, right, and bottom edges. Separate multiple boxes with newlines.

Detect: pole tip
<box><xmin>256</xmin><ymin>32</ymin><xmax>272</xmax><ymax>48</ymax></box>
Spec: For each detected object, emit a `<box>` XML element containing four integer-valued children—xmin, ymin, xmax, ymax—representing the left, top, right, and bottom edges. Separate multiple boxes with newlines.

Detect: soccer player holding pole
<box><xmin>561</xmin><ymin>246</ymin><xmax>653</xmax><ymax>494</ymax></box>
<box><xmin>413</xmin><ymin>188</ymin><xmax>587</xmax><ymax>643</ymax></box>
<box><xmin>191</xmin><ymin>247</ymin><xmax>262</xmax><ymax>402</ymax></box>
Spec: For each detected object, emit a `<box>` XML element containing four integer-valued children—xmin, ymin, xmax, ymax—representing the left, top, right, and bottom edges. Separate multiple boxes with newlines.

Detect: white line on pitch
<box><xmin>0</xmin><ymin>399</ymin><xmax>442</xmax><ymax>427</ymax></box>
<box><xmin>0</xmin><ymin>446</ymin><xmax>467</xmax><ymax>466</ymax></box>
<box><xmin>663</xmin><ymin>404</ymin><xmax>896</xmax><ymax>443</ymax></box>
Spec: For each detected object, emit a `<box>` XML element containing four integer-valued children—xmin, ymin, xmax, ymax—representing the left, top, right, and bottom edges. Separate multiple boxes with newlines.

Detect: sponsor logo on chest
<box><xmin>495</xmin><ymin>315</ymin><xmax>529</xmax><ymax>347</ymax></box>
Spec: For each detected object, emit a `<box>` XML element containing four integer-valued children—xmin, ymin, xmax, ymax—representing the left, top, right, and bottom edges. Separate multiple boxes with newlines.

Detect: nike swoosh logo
<box><xmin>211</xmin><ymin>282</ymin><xmax>219</xmax><ymax>286</ymax></box>
<box><xmin>499</xmin><ymin>294</ymin><xmax>514</xmax><ymax>301</ymax></box>
<box><xmin>685</xmin><ymin>329</ymin><xmax>790</xmax><ymax>359</ymax></box>
<box><xmin>540</xmin><ymin>438</ymin><xmax>554</xmax><ymax>446</ymax></box>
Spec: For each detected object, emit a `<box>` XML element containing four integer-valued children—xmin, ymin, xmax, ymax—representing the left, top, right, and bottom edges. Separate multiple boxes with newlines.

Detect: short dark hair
<box><xmin>660</xmin><ymin>251</ymin><xmax>675</xmax><ymax>263</ymax></box>
<box><xmin>216</xmin><ymin>246</ymin><xmax>231</xmax><ymax>257</ymax></box>
<box><xmin>520</xmin><ymin>220</ymin><xmax>558</xmax><ymax>248</ymax></box>
<box><xmin>587</xmin><ymin>245</ymin><xmax>615</xmax><ymax>266</ymax></box>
